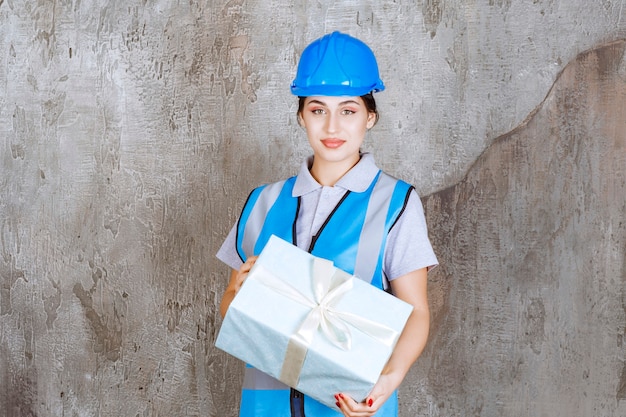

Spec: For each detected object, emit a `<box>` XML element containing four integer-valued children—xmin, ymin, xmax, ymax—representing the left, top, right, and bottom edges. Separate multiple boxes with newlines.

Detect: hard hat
<box><xmin>290</xmin><ymin>31</ymin><xmax>385</xmax><ymax>97</ymax></box>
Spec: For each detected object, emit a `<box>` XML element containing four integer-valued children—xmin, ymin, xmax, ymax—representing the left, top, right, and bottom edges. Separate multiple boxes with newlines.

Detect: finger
<box><xmin>336</xmin><ymin>394</ymin><xmax>380</xmax><ymax>417</ymax></box>
<box><xmin>241</xmin><ymin>256</ymin><xmax>257</xmax><ymax>272</ymax></box>
<box><xmin>334</xmin><ymin>393</ymin><xmax>350</xmax><ymax>413</ymax></box>
<box><xmin>239</xmin><ymin>261</ymin><xmax>252</xmax><ymax>274</ymax></box>
<box><xmin>236</xmin><ymin>257</ymin><xmax>258</xmax><ymax>289</ymax></box>
<box><xmin>335</xmin><ymin>394</ymin><xmax>367</xmax><ymax>417</ymax></box>
<box><xmin>246</xmin><ymin>256</ymin><xmax>258</xmax><ymax>268</ymax></box>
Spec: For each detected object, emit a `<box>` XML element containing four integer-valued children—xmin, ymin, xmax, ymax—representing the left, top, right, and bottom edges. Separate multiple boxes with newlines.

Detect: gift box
<box><xmin>215</xmin><ymin>235</ymin><xmax>413</xmax><ymax>409</ymax></box>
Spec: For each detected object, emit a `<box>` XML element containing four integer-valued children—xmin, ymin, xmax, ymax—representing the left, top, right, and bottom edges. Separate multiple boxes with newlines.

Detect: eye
<box><xmin>341</xmin><ymin>108</ymin><xmax>357</xmax><ymax>115</ymax></box>
<box><xmin>311</xmin><ymin>108</ymin><xmax>325</xmax><ymax>115</ymax></box>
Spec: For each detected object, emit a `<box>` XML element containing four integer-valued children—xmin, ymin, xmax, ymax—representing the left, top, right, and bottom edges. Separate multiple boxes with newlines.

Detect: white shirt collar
<box><xmin>292</xmin><ymin>153</ymin><xmax>381</xmax><ymax>196</ymax></box>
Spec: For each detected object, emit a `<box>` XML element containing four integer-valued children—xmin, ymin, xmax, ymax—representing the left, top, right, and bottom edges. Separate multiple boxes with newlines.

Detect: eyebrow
<box><xmin>306</xmin><ymin>99</ymin><xmax>362</xmax><ymax>107</ymax></box>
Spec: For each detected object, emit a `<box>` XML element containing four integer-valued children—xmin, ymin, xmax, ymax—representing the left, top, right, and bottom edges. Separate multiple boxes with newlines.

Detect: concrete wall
<box><xmin>0</xmin><ymin>1</ymin><xmax>624</xmax><ymax>416</ymax></box>
<box><xmin>420</xmin><ymin>40</ymin><xmax>626</xmax><ymax>416</ymax></box>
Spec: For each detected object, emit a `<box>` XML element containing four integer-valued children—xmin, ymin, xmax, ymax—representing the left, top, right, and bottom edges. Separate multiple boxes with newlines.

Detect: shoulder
<box><xmin>242</xmin><ymin>176</ymin><xmax>298</xmax><ymax>209</ymax></box>
<box><xmin>247</xmin><ymin>176</ymin><xmax>297</xmax><ymax>196</ymax></box>
<box><xmin>378</xmin><ymin>169</ymin><xmax>413</xmax><ymax>188</ymax></box>
<box><xmin>377</xmin><ymin>171</ymin><xmax>417</xmax><ymax>203</ymax></box>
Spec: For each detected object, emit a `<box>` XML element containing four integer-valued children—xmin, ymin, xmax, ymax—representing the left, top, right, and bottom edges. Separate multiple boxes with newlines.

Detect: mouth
<box><xmin>321</xmin><ymin>138</ymin><xmax>345</xmax><ymax>149</ymax></box>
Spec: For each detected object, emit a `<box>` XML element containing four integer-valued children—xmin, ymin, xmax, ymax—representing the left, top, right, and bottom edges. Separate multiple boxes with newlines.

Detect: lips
<box><xmin>321</xmin><ymin>138</ymin><xmax>345</xmax><ymax>148</ymax></box>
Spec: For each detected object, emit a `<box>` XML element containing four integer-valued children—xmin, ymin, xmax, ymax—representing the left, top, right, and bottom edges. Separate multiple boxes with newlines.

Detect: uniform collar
<box><xmin>292</xmin><ymin>153</ymin><xmax>380</xmax><ymax>196</ymax></box>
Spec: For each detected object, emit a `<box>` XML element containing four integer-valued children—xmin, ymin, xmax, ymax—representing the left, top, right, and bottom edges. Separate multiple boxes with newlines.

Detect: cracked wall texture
<box><xmin>0</xmin><ymin>1</ymin><xmax>625</xmax><ymax>416</ymax></box>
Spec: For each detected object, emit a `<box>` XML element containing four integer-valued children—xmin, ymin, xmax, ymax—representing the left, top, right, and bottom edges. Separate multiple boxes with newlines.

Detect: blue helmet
<box><xmin>290</xmin><ymin>31</ymin><xmax>385</xmax><ymax>97</ymax></box>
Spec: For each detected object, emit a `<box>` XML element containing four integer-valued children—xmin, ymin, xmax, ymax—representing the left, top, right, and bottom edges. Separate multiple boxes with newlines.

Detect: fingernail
<box><xmin>368</xmin><ymin>398</ymin><xmax>373</xmax><ymax>407</ymax></box>
<box><xmin>338</xmin><ymin>393</ymin><xmax>344</xmax><ymax>399</ymax></box>
<box><xmin>336</xmin><ymin>402</ymin><xmax>341</xmax><ymax>408</ymax></box>
<box><xmin>334</xmin><ymin>394</ymin><xmax>339</xmax><ymax>401</ymax></box>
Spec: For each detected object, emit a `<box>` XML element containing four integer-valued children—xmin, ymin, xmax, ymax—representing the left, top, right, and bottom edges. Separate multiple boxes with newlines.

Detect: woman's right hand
<box><xmin>233</xmin><ymin>256</ymin><xmax>258</xmax><ymax>292</ymax></box>
<box><xmin>219</xmin><ymin>256</ymin><xmax>258</xmax><ymax>317</ymax></box>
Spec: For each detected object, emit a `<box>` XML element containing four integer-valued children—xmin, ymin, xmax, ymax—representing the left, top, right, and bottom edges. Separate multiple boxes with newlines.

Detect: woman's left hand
<box><xmin>334</xmin><ymin>372</ymin><xmax>396</xmax><ymax>417</ymax></box>
<box><xmin>334</xmin><ymin>266</ymin><xmax>430</xmax><ymax>416</ymax></box>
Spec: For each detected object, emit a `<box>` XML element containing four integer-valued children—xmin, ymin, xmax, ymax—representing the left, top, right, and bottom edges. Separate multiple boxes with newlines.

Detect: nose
<box><xmin>326</xmin><ymin>112</ymin><xmax>339</xmax><ymax>133</ymax></box>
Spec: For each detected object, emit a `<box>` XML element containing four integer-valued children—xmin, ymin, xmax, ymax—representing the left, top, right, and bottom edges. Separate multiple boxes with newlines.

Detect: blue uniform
<box><xmin>217</xmin><ymin>154</ymin><xmax>438</xmax><ymax>417</ymax></box>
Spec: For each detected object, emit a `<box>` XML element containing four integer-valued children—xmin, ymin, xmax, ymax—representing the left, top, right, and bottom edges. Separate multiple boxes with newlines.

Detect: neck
<box><xmin>310</xmin><ymin>155</ymin><xmax>360</xmax><ymax>186</ymax></box>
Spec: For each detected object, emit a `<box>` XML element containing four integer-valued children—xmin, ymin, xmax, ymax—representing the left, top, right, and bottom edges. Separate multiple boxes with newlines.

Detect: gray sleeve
<box><xmin>383</xmin><ymin>189</ymin><xmax>439</xmax><ymax>280</ymax></box>
<box><xmin>215</xmin><ymin>224</ymin><xmax>244</xmax><ymax>272</ymax></box>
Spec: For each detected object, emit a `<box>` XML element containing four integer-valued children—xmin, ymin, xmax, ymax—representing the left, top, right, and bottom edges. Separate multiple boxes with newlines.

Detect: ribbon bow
<box><xmin>253</xmin><ymin>257</ymin><xmax>400</xmax><ymax>387</ymax></box>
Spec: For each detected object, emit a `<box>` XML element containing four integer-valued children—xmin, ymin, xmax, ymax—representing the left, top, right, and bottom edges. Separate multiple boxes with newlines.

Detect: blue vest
<box><xmin>235</xmin><ymin>170</ymin><xmax>413</xmax><ymax>417</ymax></box>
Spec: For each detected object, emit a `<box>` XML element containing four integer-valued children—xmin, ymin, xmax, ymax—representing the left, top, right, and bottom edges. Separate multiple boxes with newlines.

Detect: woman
<box><xmin>217</xmin><ymin>31</ymin><xmax>438</xmax><ymax>417</ymax></box>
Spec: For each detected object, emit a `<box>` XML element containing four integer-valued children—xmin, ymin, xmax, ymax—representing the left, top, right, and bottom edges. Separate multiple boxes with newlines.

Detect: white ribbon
<box><xmin>252</xmin><ymin>258</ymin><xmax>401</xmax><ymax>387</ymax></box>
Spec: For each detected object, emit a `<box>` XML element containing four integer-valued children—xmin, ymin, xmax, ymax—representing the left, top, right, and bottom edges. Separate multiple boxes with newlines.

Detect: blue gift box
<box><xmin>215</xmin><ymin>235</ymin><xmax>413</xmax><ymax>409</ymax></box>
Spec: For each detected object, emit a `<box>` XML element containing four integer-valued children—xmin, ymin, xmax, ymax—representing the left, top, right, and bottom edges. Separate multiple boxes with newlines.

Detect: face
<box><xmin>298</xmin><ymin>96</ymin><xmax>376</xmax><ymax>169</ymax></box>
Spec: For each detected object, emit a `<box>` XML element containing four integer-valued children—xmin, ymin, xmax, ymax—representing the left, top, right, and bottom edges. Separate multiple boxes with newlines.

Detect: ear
<box><xmin>297</xmin><ymin>113</ymin><xmax>306</xmax><ymax>128</ymax></box>
<box><xmin>366</xmin><ymin>112</ymin><xmax>376</xmax><ymax>129</ymax></box>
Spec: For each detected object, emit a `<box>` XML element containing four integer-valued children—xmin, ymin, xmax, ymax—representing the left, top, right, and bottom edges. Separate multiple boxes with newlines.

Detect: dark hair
<box><xmin>297</xmin><ymin>93</ymin><xmax>380</xmax><ymax>126</ymax></box>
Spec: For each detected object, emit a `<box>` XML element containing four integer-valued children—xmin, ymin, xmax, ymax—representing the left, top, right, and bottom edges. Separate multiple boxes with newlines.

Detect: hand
<box><xmin>334</xmin><ymin>267</ymin><xmax>429</xmax><ymax>416</ymax></box>
<box><xmin>334</xmin><ymin>373</ymin><xmax>397</xmax><ymax>417</ymax></box>
<box><xmin>232</xmin><ymin>256</ymin><xmax>258</xmax><ymax>293</ymax></box>
<box><xmin>219</xmin><ymin>256</ymin><xmax>258</xmax><ymax>317</ymax></box>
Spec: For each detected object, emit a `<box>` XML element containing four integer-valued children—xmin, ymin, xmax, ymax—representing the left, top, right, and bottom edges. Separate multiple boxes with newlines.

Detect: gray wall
<box><xmin>0</xmin><ymin>1</ymin><xmax>624</xmax><ymax>416</ymax></box>
<box><xmin>420</xmin><ymin>40</ymin><xmax>626</xmax><ymax>416</ymax></box>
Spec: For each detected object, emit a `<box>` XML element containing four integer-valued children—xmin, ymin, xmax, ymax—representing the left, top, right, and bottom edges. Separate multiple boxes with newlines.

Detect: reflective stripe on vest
<box><xmin>236</xmin><ymin>177</ymin><xmax>297</xmax><ymax>262</ymax></box>
<box><xmin>236</xmin><ymin>171</ymin><xmax>413</xmax><ymax>288</ymax></box>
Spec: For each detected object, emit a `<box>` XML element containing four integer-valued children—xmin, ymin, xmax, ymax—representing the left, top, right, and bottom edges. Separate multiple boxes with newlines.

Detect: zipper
<box><xmin>290</xmin><ymin>388</ymin><xmax>305</xmax><ymax>417</ymax></box>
